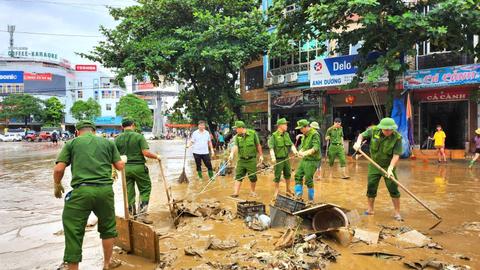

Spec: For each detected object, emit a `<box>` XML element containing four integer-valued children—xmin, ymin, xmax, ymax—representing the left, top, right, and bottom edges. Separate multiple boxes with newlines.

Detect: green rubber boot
<box><xmin>469</xmin><ymin>160</ymin><xmax>475</xmax><ymax>168</ymax></box>
<box><xmin>197</xmin><ymin>170</ymin><xmax>203</xmax><ymax>180</ymax></box>
<box><xmin>208</xmin><ymin>170</ymin><xmax>214</xmax><ymax>179</ymax></box>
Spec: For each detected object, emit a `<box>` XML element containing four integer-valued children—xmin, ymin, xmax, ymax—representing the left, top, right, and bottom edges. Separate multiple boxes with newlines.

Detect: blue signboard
<box><xmin>404</xmin><ymin>64</ymin><xmax>480</xmax><ymax>89</ymax></box>
<box><xmin>310</xmin><ymin>55</ymin><xmax>358</xmax><ymax>87</ymax></box>
<box><xmin>95</xmin><ymin>116</ymin><xmax>123</xmax><ymax>126</ymax></box>
<box><xmin>0</xmin><ymin>71</ymin><xmax>24</xmax><ymax>83</ymax></box>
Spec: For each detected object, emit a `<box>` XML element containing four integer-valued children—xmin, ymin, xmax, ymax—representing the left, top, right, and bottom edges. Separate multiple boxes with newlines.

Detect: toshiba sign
<box><xmin>75</xmin><ymin>64</ymin><xmax>97</xmax><ymax>72</ymax></box>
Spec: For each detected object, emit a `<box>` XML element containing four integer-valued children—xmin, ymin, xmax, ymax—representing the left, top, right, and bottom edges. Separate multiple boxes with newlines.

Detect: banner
<box><xmin>24</xmin><ymin>73</ymin><xmax>52</xmax><ymax>81</ymax></box>
<box><xmin>404</xmin><ymin>64</ymin><xmax>480</xmax><ymax>89</ymax></box>
<box><xmin>75</xmin><ymin>64</ymin><xmax>97</xmax><ymax>72</ymax></box>
<box><xmin>310</xmin><ymin>55</ymin><xmax>358</xmax><ymax>87</ymax></box>
<box><xmin>0</xmin><ymin>71</ymin><xmax>23</xmax><ymax>83</ymax></box>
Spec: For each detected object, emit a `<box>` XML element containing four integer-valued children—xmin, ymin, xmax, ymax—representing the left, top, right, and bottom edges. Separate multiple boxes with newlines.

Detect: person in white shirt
<box><xmin>188</xmin><ymin>120</ymin><xmax>215</xmax><ymax>180</ymax></box>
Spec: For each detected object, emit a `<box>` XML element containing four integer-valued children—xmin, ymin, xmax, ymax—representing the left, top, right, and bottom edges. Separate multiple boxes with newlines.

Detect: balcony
<box><xmin>417</xmin><ymin>52</ymin><xmax>474</xmax><ymax>70</ymax></box>
<box><xmin>270</xmin><ymin>63</ymin><xmax>309</xmax><ymax>76</ymax></box>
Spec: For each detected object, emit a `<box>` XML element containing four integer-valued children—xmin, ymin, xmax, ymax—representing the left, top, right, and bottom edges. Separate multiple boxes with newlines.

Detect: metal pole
<box><xmin>7</xmin><ymin>25</ymin><xmax>15</xmax><ymax>57</ymax></box>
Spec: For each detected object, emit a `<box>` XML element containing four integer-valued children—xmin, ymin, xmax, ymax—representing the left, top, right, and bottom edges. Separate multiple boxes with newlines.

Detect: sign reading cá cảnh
<box><xmin>404</xmin><ymin>64</ymin><xmax>480</xmax><ymax>89</ymax></box>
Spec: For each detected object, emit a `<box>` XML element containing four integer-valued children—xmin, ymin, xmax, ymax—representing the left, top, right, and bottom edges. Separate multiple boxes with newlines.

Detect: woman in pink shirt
<box><xmin>469</xmin><ymin>128</ymin><xmax>480</xmax><ymax>168</ymax></box>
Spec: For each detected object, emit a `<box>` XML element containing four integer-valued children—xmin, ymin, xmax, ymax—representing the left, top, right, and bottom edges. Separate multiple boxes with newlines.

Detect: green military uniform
<box><xmin>234</xmin><ymin>129</ymin><xmax>261</xmax><ymax>182</ymax></box>
<box><xmin>114</xmin><ymin>129</ymin><xmax>151</xmax><ymax>212</ymax></box>
<box><xmin>56</xmin><ymin>121</ymin><xmax>121</xmax><ymax>263</ymax></box>
<box><xmin>268</xmin><ymin>129</ymin><xmax>293</xmax><ymax>182</ymax></box>
<box><xmin>361</xmin><ymin>126</ymin><xmax>402</xmax><ymax>198</ymax></box>
<box><xmin>326</xmin><ymin>126</ymin><xmax>346</xmax><ymax>167</ymax></box>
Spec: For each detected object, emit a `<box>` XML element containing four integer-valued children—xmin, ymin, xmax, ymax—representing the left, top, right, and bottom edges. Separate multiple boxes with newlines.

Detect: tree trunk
<box><xmin>385</xmin><ymin>70</ymin><xmax>396</xmax><ymax>117</ymax></box>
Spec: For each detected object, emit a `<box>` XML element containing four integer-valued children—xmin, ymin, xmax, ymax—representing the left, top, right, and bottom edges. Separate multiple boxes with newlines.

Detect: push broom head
<box><xmin>178</xmin><ymin>169</ymin><xmax>189</xmax><ymax>184</ymax></box>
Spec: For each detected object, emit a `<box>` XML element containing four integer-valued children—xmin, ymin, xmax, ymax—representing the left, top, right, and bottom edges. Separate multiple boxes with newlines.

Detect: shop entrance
<box><xmin>420</xmin><ymin>101</ymin><xmax>468</xmax><ymax>149</ymax></box>
<box><xmin>333</xmin><ymin>106</ymin><xmax>383</xmax><ymax>141</ymax></box>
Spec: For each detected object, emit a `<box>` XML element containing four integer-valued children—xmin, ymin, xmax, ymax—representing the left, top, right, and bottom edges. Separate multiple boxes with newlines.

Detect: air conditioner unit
<box><xmin>274</xmin><ymin>75</ymin><xmax>285</xmax><ymax>84</ymax></box>
<box><xmin>265</xmin><ymin>77</ymin><xmax>273</xmax><ymax>86</ymax></box>
<box><xmin>282</xmin><ymin>4</ymin><xmax>299</xmax><ymax>17</ymax></box>
<box><xmin>286</xmin><ymin>72</ymin><xmax>298</xmax><ymax>82</ymax></box>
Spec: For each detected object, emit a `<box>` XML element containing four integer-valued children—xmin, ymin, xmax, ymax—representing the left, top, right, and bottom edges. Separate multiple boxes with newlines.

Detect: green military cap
<box><xmin>121</xmin><ymin>117</ymin><xmax>135</xmax><ymax>127</ymax></box>
<box><xmin>377</xmin><ymin>117</ymin><xmax>398</xmax><ymax>130</ymax></box>
<box><xmin>233</xmin><ymin>120</ymin><xmax>246</xmax><ymax>128</ymax></box>
<box><xmin>310</xmin><ymin>121</ymin><xmax>320</xmax><ymax>130</ymax></box>
<box><xmin>75</xmin><ymin>120</ymin><xmax>96</xmax><ymax>130</ymax></box>
<box><xmin>295</xmin><ymin>119</ymin><xmax>309</xmax><ymax>129</ymax></box>
<box><xmin>276</xmin><ymin>118</ymin><xmax>288</xmax><ymax>125</ymax></box>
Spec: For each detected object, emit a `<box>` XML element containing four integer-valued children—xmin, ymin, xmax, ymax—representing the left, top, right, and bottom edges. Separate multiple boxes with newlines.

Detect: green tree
<box><xmin>70</xmin><ymin>98</ymin><xmax>101</xmax><ymax>121</ymax></box>
<box><xmin>116</xmin><ymin>94</ymin><xmax>153</xmax><ymax>128</ymax></box>
<box><xmin>270</xmin><ymin>0</ymin><xmax>480</xmax><ymax>116</ymax></box>
<box><xmin>0</xmin><ymin>94</ymin><xmax>43</xmax><ymax>127</ymax></box>
<box><xmin>43</xmin><ymin>97</ymin><xmax>65</xmax><ymax>127</ymax></box>
<box><xmin>81</xmin><ymin>0</ymin><xmax>270</xmax><ymax>129</ymax></box>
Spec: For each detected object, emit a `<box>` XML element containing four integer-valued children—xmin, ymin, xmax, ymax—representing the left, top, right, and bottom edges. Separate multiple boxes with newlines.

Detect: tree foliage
<box><xmin>70</xmin><ymin>98</ymin><xmax>101</xmax><ymax>121</ymax></box>
<box><xmin>43</xmin><ymin>97</ymin><xmax>65</xmax><ymax>127</ymax></box>
<box><xmin>270</xmin><ymin>0</ymin><xmax>480</xmax><ymax>116</ymax></box>
<box><xmin>0</xmin><ymin>94</ymin><xmax>43</xmax><ymax>125</ymax></box>
<box><xmin>116</xmin><ymin>94</ymin><xmax>153</xmax><ymax>128</ymax></box>
<box><xmin>82</xmin><ymin>0</ymin><xmax>270</xmax><ymax>128</ymax></box>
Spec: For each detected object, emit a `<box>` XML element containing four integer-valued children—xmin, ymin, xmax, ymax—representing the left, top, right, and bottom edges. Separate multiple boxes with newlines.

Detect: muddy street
<box><xmin>1</xmin><ymin>140</ymin><xmax>479</xmax><ymax>269</ymax></box>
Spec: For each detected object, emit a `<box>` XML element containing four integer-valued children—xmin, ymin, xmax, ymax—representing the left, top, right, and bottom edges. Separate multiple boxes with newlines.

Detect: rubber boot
<box><xmin>469</xmin><ymin>160</ymin><xmax>475</xmax><ymax>168</ymax></box>
<box><xmin>340</xmin><ymin>167</ymin><xmax>350</xmax><ymax>179</ymax></box>
<box><xmin>308</xmin><ymin>188</ymin><xmax>315</xmax><ymax>201</ymax></box>
<box><xmin>128</xmin><ymin>205</ymin><xmax>137</xmax><ymax>220</ymax></box>
<box><xmin>208</xmin><ymin>170</ymin><xmax>214</xmax><ymax>179</ymax></box>
<box><xmin>137</xmin><ymin>201</ymin><xmax>153</xmax><ymax>224</ymax></box>
<box><xmin>294</xmin><ymin>184</ymin><xmax>303</xmax><ymax>197</ymax></box>
<box><xmin>197</xmin><ymin>170</ymin><xmax>203</xmax><ymax>180</ymax></box>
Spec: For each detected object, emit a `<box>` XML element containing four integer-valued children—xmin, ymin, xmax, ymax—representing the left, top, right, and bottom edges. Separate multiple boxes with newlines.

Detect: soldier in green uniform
<box><xmin>294</xmin><ymin>119</ymin><xmax>321</xmax><ymax>201</ymax></box>
<box><xmin>325</xmin><ymin>117</ymin><xmax>350</xmax><ymax>179</ymax></box>
<box><xmin>268</xmin><ymin>118</ymin><xmax>298</xmax><ymax>198</ymax></box>
<box><xmin>228</xmin><ymin>120</ymin><xmax>263</xmax><ymax>198</ymax></box>
<box><xmin>353</xmin><ymin>117</ymin><xmax>403</xmax><ymax>221</ymax></box>
<box><xmin>53</xmin><ymin>120</ymin><xmax>125</xmax><ymax>270</ymax></box>
<box><xmin>115</xmin><ymin>118</ymin><xmax>161</xmax><ymax>224</ymax></box>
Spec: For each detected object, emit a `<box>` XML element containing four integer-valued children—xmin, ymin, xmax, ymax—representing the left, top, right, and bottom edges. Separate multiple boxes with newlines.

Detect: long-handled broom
<box><xmin>178</xmin><ymin>136</ymin><xmax>189</xmax><ymax>183</ymax></box>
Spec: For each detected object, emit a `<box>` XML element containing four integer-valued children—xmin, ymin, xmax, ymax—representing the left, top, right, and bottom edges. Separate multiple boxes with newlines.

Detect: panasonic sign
<box><xmin>0</xmin><ymin>71</ymin><xmax>24</xmax><ymax>83</ymax></box>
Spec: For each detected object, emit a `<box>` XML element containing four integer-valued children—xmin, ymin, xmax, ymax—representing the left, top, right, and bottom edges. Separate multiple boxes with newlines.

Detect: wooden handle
<box><xmin>358</xmin><ymin>149</ymin><xmax>442</xmax><ymax>220</ymax></box>
<box><xmin>158</xmin><ymin>159</ymin><xmax>175</xmax><ymax>219</ymax></box>
<box><xmin>121</xmin><ymin>168</ymin><xmax>130</xmax><ymax>220</ymax></box>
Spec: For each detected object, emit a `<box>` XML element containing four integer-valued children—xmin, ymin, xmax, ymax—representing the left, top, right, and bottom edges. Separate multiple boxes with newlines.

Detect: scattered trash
<box><xmin>293</xmin><ymin>203</ymin><xmax>349</xmax><ymax>232</ymax></box>
<box><xmin>237</xmin><ymin>201</ymin><xmax>266</xmax><ymax>219</ymax></box>
<box><xmin>327</xmin><ymin>227</ymin><xmax>353</xmax><ymax>246</ymax></box>
<box><xmin>242</xmin><ymin>240</ymin><xmax>257</xmax><ymax>250</ymax></box>
<box><xmin>156</xmin><ymin>252</ymin><xmax>177</xmax><ymax>269</ymax></box>
<box><xmin>184</xmin><ymin>246</ymin><xmax>203</xmax><ymax>257</ymax></box>
<box><xmin>206</xmin><ymin>261</ymin><xmax>240</xmax><ymax>269</ymax></box>
<box><xmin>404</xmin><ymin>259</ymin><xmax>472</xmax><ymax>270</ymax></box>
<box><xmin>453</xmin><ymin>254</ymin><xmax>471</xmax><ymax>261</ymax></box>
<box><xmin>304</xmin><ymin>233</ymin><xmax>317</xmax><ymax>242</ymax></box>
<box><xmin>176</xmin><ymin>199</ymin><xmax>234</xmax><ymax>221</ymax></box>
<box><xmin>245</xmin><ymin>214</ymin><xmax>271</xmax><ymax>231</ymax></box>
<box><xmin>274</xmin><ymin>228</ymin><xmax>296</xmax><ymax>250</ymax></box>
<box><xmin>462</xmin><ymin>222</ymin><xmax>480</xmax><ymax>231</ymax></box>
<box><xmin>274</xmin><ymin>194</ymin><xmax>306</xmax><ymax>213</ymax></box>
<box><xmin>269</xmin><ymin>205</ymin><xmax>299</xmax><ymax>228</ymax></box>
<box><xmin>353</xmin><ymin>228</ymin><xmax>380</xmax><ymax>244</ymax></box>
<box><xmin>426</xmin><ymin>242</ymin><xmax>444</xmax><ymax>250</ymax></box>
<box><xmin>206</xmin><ymin>238</ymin><xmax>239</xmax><ymax>250</ymax></box>
<box><xmin>396</xmin><ymin>230</ymin><xmax>432</xmax><ymax>247</ymax></box>
<box><xmin>354</xmin><ymin>251</ymin><xmax>404</xmax><ymax>261</ymax></box>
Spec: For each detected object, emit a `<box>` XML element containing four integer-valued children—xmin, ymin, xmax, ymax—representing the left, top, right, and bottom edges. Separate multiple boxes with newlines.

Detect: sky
<box><xmin>0</xmin><ymin>0</ymin><xmax>136</xmax><ymax>65</ymax></box>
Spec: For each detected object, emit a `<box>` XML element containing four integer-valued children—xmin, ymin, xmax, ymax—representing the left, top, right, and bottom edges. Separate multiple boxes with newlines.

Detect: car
<box><xmin>0</xmin><ymin>134</ymin><xmax>22</xmax><ymax>142</ymax></box>
<box><xmin>25</xmin><ymin>132</ymin><xmax>38</xmax><ymax>142</ymax></box>
<box><xmin>143</xmin><ymin>132</ymin><xmax>156</xmax><ymax>140</ymax></box>
<box><xmin>38</xmin><ymin>132</ymin><xmax>52</xmax><ymax>142</ymax></box>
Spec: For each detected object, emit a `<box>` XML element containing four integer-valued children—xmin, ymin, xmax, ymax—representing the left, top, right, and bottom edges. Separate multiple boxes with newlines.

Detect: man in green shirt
<box><xmin>229</xmin><ymin>120</ymin><xmax>263</xmax><ymax>198</ymax></box>
<box><xmin>325</xmin><ymin>117</ymin><xmax>350</xmax><ymax>179</ymax></box>
<box><xmin>115</xmin><ymin>118</ymin><xmax>161</xmax><ymax>224</ymax></box>
<box><xmin>353</xmin><ymin>117</ymin><xmax>403</xmax><ymax>221</ymax></box>
<box><xmin>294</xmin><ymin>119</ymin><xmax>321</xmax><ymax>202</ymax></box>
<box><xmin>268</xmin><ymin>118</ymin><xmax>298</xmax><ymax>198</ymax></box>
<box><xmin>53</xmin><ymin>120</ymin><xmax>125</xmax><ymax>270</ymax></box>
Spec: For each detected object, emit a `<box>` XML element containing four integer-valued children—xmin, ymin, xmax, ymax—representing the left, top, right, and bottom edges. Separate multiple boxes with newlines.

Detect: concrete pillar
<box><xmin>153</xmin><ymin>94</ymin><xmax>163</xmax><ymax>137</ymax></box>
<box><xmin>267</xmin><ymin>91</ymin><xmax>271</xmax><ymax>132</ymax></box>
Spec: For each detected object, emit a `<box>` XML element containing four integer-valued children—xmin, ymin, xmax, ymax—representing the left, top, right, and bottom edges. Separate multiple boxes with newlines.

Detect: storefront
<box><xmin>405</xmin><ymin>64</ymin><xmax>480</xmax><ymax>150</ymax></box>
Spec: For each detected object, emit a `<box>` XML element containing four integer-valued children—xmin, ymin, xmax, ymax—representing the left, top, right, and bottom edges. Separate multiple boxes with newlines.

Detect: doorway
<box><xmin>333</xmin><ymin>105</ymin><xmax>384</xmax><ymax>141</ymax></box>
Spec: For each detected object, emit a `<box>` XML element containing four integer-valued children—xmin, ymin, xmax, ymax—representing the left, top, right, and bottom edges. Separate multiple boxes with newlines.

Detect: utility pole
<box><xmin>7</xmin><ymin>25</ymin><xmax>15</xmax><ymax>57</ymax></box>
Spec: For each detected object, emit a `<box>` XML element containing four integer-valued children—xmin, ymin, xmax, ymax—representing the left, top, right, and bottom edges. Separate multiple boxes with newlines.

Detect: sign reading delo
<box><xmin>0</xmin><ymin>71</ymin><xmax>24</xmax><ymax>83</ymax></box>
<box><xmin>75</xmin><ymin>64</ymin><xmax>97</xmax><ymax>72</ymax></box>
<box><xmin>310</xmin><ymin>55</ymin><xmax>358</xmax><ymax>87</ymax></box>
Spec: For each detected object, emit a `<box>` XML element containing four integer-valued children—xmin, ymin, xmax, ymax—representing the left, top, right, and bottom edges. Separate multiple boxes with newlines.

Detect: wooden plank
<box><xmin>130</xmin><ymin>220</ymin><xmax>160</xmax><ymax>262</ymax></box>
<box><xmin>293</xmin><ymin>204</ymin><xmax>334</xmax><ymax>217</ymax></box>
<box><xmin>114</xmin><ymin>216</ymin><xmax>131</xmax><ymax>252</ymax></box>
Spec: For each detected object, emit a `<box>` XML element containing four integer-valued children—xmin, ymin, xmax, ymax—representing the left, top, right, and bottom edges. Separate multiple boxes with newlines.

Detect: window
<box><xmin>245</xmin><ymin>66</ymin><xmax>264</xmax><ymax>91</ymax></box>
<box><xmin>77</xmin><ymin>90</ymin><xmax>83</xmax><ymax>99</ymax></box>
<box><xmin>77</xmin><ymin>81</ymin><xmax>82</xmax><ymax>87</ymax></box>
<box><xmin>106</xmin><ymin>104</ymin><xmax>112</xmax><ymax>111</ymax></box>
<box><xmin>94</xmin><ymin>91</ymin><xmax>99</xmax><ymax>100</ymax></box>
<box><xmin>102</xmin><ymin>90</ymin><xmax>115</xmax><ymax>99</ymax></box>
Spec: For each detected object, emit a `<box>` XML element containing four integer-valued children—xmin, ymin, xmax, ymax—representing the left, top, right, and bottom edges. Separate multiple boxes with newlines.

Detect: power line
<box><xmin>0</xmin><ymin>30</ymin><xmax>102</xmax><ymax>38</ymax></box>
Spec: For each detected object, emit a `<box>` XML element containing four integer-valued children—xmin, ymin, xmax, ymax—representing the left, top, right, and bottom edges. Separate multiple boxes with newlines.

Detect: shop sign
<box><xmin>417</xmin><ymin>90</ymin><xmax>469</xmax><ymax>102</ymax></box>
<box><xmin>404</xmin><ymin>64</ymin><xmax>480</xmax><ymax>89</ymax></box>
<box><xmin>75</xmin><ymin>64</ymin><xmax>97</xmax><ymax>72</ymax></box>
<box><xmin>0</xmin><ymin>71</ymin><xmax>23</xmax><ymax>83</ymax></box>
<box><xmin>24</xmin><ymin>72</ymin><xmax>52</xmax><ymax>81</ymax></box>
<box><xmin>310</xmin><ymin>55</ymin><xmax>358</xmax><ymax>87</ymax></box>
<box><xmin>272</xmin><ymin>92</ymin><xmax>303</xmax><ymax>108</ymax></box>
<box><xmin>12</xmin><ymin>48</ymin><xmax>58</xmax><ymax>60</ymax></box>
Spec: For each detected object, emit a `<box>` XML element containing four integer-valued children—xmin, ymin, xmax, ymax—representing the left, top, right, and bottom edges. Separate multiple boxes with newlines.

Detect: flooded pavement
<box><xmin>1</xmin><ymin>140</ymin><xmax>479</xmax><ymax>269</ymax></box>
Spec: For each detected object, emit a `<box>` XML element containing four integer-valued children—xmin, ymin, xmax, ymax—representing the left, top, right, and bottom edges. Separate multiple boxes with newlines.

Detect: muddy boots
<box><xmin>208</xmin><ymin>170</ymin><xmax>214</xmax><ymax>180</ymax></box>
<box><xmin>340</xmin><ymin>167</ymin><xmax>350</xmax><ymax>179</ymax></box>
<box><xmin>469</xmin><ymin>160</ymin><xmax>475</xmax><ymax>168</ymax></box>
<box><xmin>128</xmin><ymin>205</ymin><xmax>137</xmax><ymax>219</ymax></box>
<box><xmin>197</xmin><ymin>170</ymin><xmax>203</xmax><ymax>180</ymax></box>
<box><xmin>137</xmin><ymin>201</ymin><xmax>153</xmax><ymax>224</ymax></box>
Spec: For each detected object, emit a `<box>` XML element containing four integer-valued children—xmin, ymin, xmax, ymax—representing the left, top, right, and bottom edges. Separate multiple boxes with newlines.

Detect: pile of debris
<box><xmin>176</xmin><ymin>199</ymin><xmax>235</xmax><ymax>221</ymax></box>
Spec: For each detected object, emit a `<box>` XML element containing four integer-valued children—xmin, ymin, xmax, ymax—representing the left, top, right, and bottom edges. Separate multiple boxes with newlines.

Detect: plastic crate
<box><xmin>274</xmin><ymin>194</ymin><xmax>306</xmax><ymax>213</ymax></box>
<box><xmin>237</xmin><ymin>201</ymin><xmax>266</xmax><ymax>219</ymax></box>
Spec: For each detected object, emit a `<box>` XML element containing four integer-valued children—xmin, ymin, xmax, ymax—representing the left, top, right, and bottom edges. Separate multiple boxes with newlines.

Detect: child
<box><xmin>469</xmin><ymin>128</ymin><xmax>480</xmax><ymax>168</ymax></box>
<box><xmin>430</xmin><ymin>124</ymin><xmax>447</xmax><ymax>163</ymax></box>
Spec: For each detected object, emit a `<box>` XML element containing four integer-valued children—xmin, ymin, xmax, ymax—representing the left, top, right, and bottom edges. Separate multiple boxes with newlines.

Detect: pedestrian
<box><xmin>309</xmin><ymin>121</ymin><xmax>322</xmax><ymax>180</ymax></box>
<box><xmin>53</xmin><ymin>120</ymin><xmax>125</xmax><ymax>270</ymax></box>
<box><xmin>115</xmin><ymin>118</ymin><xmax>161</xmax><ymax>224</ymax></box>
<box><xmin>218</xmin><ymin>133</ymin><xmax>225</xmax><ymax>151</ymax></box>
<box><xmin>430</xmin><ymin>124</ymin><xmax>447</xmax><ymax>163</ymax></box>
<box><xmin>268</xmin><ymin>118</ymin><xmax>298</xmax><ymax>198</ymax></box>
<box><xmin>187</xmin><ymin>120</ymin><xmax>216</xmax><ymax>180</ymax></box>
<box><xmin>325</xmin><ymin>118</ymin><xmax>350</xmax><ymax>179</ymax></box>
<box><xmin>353</xmin><ymin>117</ymin><xmax>403</xmax><ymax>221</ymax></box>
<box><xmin>52</xmin><ymin>130</ymin><xmax>59</xmax><ymax>145</ymax></box>
<box><xmin>469</xmin><ymin>128</ymin><xmax>480</xmax><ymax>168</ymax></box>
<box><xmin>294</xmin><ymin>119</ymin><xmax>321</xmax><ymax>202</ymax></box>
<box><xmin>229</xmin><ymin>120</ymin><xmax>263</xmax><ymax>198</ymax></box>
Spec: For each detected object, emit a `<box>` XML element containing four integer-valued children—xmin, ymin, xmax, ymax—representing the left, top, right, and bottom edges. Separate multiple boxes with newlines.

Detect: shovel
<box><xmin>358</xmin><ymin>149</ymin><xmax>443</xmax><ymax>229</ymax></box>
<box><xmin>178</xmin><ymin>136</ymin><xmax>189</xmax><ymax>184</ymax></box>
<box><xmin>114</xmin><ymin>168</ymin><xmax>159</xmax><ymax>262</ymax></box>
